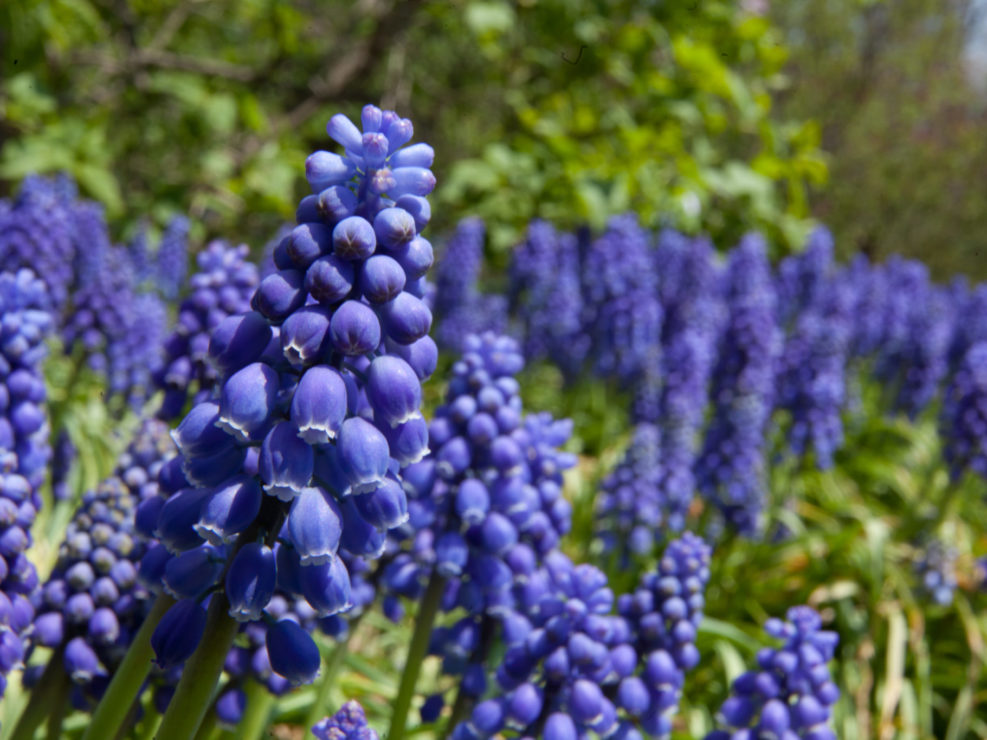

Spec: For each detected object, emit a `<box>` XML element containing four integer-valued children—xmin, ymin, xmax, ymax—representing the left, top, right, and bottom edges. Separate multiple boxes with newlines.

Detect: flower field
<box><xmin>0</xmin><ymin>98</ymin><xmax>984</xmax><ymax>740</ymax></box>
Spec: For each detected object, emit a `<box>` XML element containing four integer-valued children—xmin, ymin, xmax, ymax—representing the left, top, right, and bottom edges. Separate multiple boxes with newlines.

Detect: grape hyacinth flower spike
<box><xmin>154</xmin><ymin>241</ymin><xmax>260</xmax><ymax>421</ymax></box>
<box><xmin>706</xmin><ymin>606</ymin><xmax>840</xmax><ymax>740</ymax></box>
<box><xmin>313</xmin><ymin>700</ymin><xmax>380</xmax><ymax>740</ymax></box>
<box><xmin>0</xmin><ymin>269</ymin><xmax>53</xmax><ymax>698</ymax></box>
<box><xmin>696</xmin><ymin>234</ymin><xmax>781</xmax><ymax>536</ymax></box>
<box><xmin>129</xmin><ymin>104</ymin><xmax>436</xmax><ymax>740</ymax></box>
<box><xmin>27</xmin><ymin>420</ymin><xmax>175</xmax><ymax>712</ymax></box>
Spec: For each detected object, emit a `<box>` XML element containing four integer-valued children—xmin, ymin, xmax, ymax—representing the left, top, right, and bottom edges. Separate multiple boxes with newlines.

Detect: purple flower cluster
<box><xmin>941</xmin><ymin>341</ymin><xmax>987</xmax><ymax>480</ymax></box>
<box><xmin>595</xmin><ymin>424</ymin><xmax>663</xmax><ymax>561</ymax></box>
<box><xmin>453</xmin><ymin>534</ymin><xmax>711</xmax><ymax>740</ymax></box>
<box><xmin>0</xmin><ymin>175</ymin><xmax>77</xmax><ymax>311</ymax></box>
<box><xmin>62</xmin><ymin>204</ymin><xmax>167</xmax><ymax>409</ymax></box>
<box><xmin>0</xmin><ymin>269</ymin><xmax>53</xmax><ymax>696</ymax></box>
<box><xmin>30</xmin><ymin>419</ymin><xmax>174</xmax><ymax>708</ymax></box>
<box><xmin>655</xmin><ymin>232</ymin><xmax>721</xmax><ymax>522</ymax></box>
<box><xmin>845</xmin><ymin>256</ymin><xmax>887</xmax><ymax>360</ymax></box>
<box><xmin>452</xmin><ymin>551</ymin><xmax>631</xmax><ymax>740</ymax></box>
<box><xmin>696</xmin><ymin>235</ymin><xmax>781</xmax><ymax>535</ymax></box>
<box><xmin>387</xmin><ymin>333</ymin><xmax>574</xmax><ymax>619</ymax></box>
<box><xmin>617</xmin><ymin>532</ymin><xmax>713</xmax><ymax>737</ymax></box>
<box><xmin>313</xmin><ymin>700</ymin><xmax>380</xmax><ymax>740</ymax></box>
<box><xmin>509</xmin><ymin>221</ymin><xmax>588</xmax><ymax>378</ymax></box>
<box><xmin>155</xmin><ymin>216</ymin><xmax>191</xmax><ymax>300</ymax></box>
<box><xmin>774</xmin><ymin>275</ymin><xmax>854</xmax><ymax>469</ymax></box>
<box><xmin>873</xmin><ymin>259</ymin><xmax>928</xmax><ymax>396</ymax></box>
<box><xmin>140</xmin><ymin>105</ymin><xmax>436</xmax><ymax>685</ymax></box>
<box><xmin>914</xmin><ymin>540</ymin><xmax>957</xmax><ymax>607</ymax></box>
<box><xmin>581</xmin><ymin>215</ymin><xmax>662</xmax><ymax>383</ymax></box>
<box><xmin>154</xmin><ymin>241</ymin><xmax>260</xmax><ymax>421</ymax></box>
<box><xmin>776</xmin><ymin>227</ymin><xmax>834</xmax><ymax>329</ymax></box>
<box><xmin>894</xmin><ymin>286</ymin><xmax>954</xmax><ymax>419</ymax></box>
<box><xmin>706</xmin><ymin>606</ymin><xmax>840</xmax><ymax>740</ymax></box>
<box><xmin>947</xmin><ymin>284</ymin><xmax>987</xmax><ymax>372</ymax></box>
<box><xmin>433</xmin><ymin>219</ymin><xmax>507</xmax><ymax>352</ymax></box>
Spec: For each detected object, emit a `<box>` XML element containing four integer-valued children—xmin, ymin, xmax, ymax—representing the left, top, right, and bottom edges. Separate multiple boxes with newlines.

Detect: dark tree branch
<box><xmin>69</xmin><ymin>48</ymin><xmax>257</xmax><ymax>81</ymax></box>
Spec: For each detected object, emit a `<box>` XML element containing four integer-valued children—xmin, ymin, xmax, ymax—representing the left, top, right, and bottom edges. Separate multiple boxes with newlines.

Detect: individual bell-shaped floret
<box><xmin>87</xmin><ymin>607</ymin><xmax>120</xmax><ymax>645</ymax></box>
<box><xmin>266</xmin><ymin>618</ymin><xmax>320</xmax><ymax>685</ymax></box>
<box><xmin>217</xmin><ymin>363</ymin><xmax>280</xmax><ymax>442</ymax></box>
<box><xmin>353</xmin><ymin>477</ymin><xmax>408</xmax><ymax>531</ymax></box>
<box><xmin>164</xmin><ymin>544</ymin><xmax>224</xmax><ymax>599</ymax></box>
<box><xmin>335</xmin><ymin>417</ymin><xmax>390</xmax><ymax>495</ymax></box>
<box><xmin>287</xmin><ymin>487</ymin><xmax>342</xmax><ymax>565</ymax></box>
<box><xmin>151</xmin><ymin>599</ymin><xmax>207</xmax><ymax>669</ymax></box>
<box><xmin>544</xmin><ymin>713</ymin><xmax>578</xmax><ymax>740</ymax></box>
<box><xmin>287</xmin><ymin>223</ymin><xmax>332</xmax><ymax>268</ymax></box>
<box><xmin>373</xmin><ymin>208</ymin><xmax>416</xmax><ymax>250</ymax></box>
<box><xmin>281</xmin><ymin>306</ymin><xmax>332</xmax><ymax>368</ymax></box>
<box><xmin>380</xmin><ymin>292</ymin><xmax>432</xmax><ymax>345</ymax></box>
<box><xmin>63</xmin><ymin>637</ymin><xmax>104</xmax><ymax>682</ymax></box>
<box><xmin>306</xmin><ymin>150</ymin><xmax>355</xmax><ymax>192</ymax></box>
<box><xmin>334</xmin><ymin>499</ymin><xmax>385</xmax><ymax>559</ymax></box>
<box><xmin>333</xmin><ymin>216</ymin><xmax>377</xmax><ymax>261</ymax></box>
<box><xmin>381</xmin><ymin>416</ymin><xmax>429</xmax><ymax>466</ymax></box>
<box><xmin>252</xmin><ymin>270</ymin><xmax>306</xmax><ymax>322</ymax></box>
<box><xmin>367</xmin><ymin>355</ymin><xmax>422</xmax><ymax>428</ymax></box>
<box><xmin>569</xmin><ymin>679</ymin><xmax>607</xmax><ymax>724</ymax></box>
<box><xmin>155</xmin><ymin>487</ymin><xmax>212</xmax><ymax>553</ymax></box>
<box><xmin>317</xmin><ymin>186</ymin><xmax>358</xmax><ymax>225</ymax></box>
<box><xmin>299</xmin><ymin>554</ymin><xmax>353</xmax><ymax>617</ymax></box>
<box><xmin>170</xmin><ymin>402</ymin><xmax>232</xmax><ymax>458</ymax></box>
<box><xmin>359</xmin><ymin>255</ymin><xmax>406</xmax><ymax>304</ymax></box>
<box><xmin>259</xmin><ymin>421</ymin><xmax>315</xmax><ymax>501</ymax></box>
<box><xmin>195</xmin><ymin>475</ymin><xmax>263</xmax><ymax>545</ymax></box>
<box><xmin>436</xmin><ymin>532</ymin><xmax>469</xmax><ymax>578</ymax></box>
<box><xmin>33</xmin><ymin>612</ymin><xmax>63</xmax><ymax>647</ymax></box>
<box><xmin>290</xmin><ymin>366</ymin><xmax>348</xmax><ymax>445</ymax></box>
<box><xmin>215</xmin><ymin>687</ymin><xmax>247</xmax><ymax>727</ymax></box>
<box><xmin>226</xmin><ymin>543</ymin><xmax>277</xmax><ymax>622</ymax></box>
<box><xmin>329</xmin><ymin>300</ymin><xmax>381</xmax><ymax>356</ymax></box>
<box><xmin>306</xmin><ymin>255</ymin><xmax>355</xmax><ymax>306</ymax></box>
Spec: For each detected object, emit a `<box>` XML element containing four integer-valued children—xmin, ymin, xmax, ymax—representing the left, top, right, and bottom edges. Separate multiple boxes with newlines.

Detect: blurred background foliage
<box><xmin>5</xmin><ymin>0</ymin><xmax>987</xmax><ymax>272</ymax></box>
<box><xmin>2</xmin><ymin>0</ymin><xmax>824</xmax><ymax>257</ymax></box>
<box><xmin>773</xmin><ymin>0</ymin><xmax>987</xmax><ymax>279</ymax></box>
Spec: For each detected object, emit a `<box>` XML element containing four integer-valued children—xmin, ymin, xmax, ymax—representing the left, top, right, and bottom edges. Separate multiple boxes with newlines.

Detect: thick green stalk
<box><xmin>46</xmin><ymin>666</ymin><xmax>72</xmax><ymax>740</ymax></box>
<box><xmin>238</xmin><ymin>680</ymin><xmax>277</xmax><ymax>740</ymax></box>
<box><xmin>192</xmin><ymin>701</ymin><xmax>220</xmax><ymax>740</ymax></box>
<box><xmin>155</xmin><ymin>590</ymin><xmax>240</xmax><ymax>740</ymax></box>
<box><xmin>136</xmin><ymin>705</ymin><xmax>162</xmax><ymax>740</ymax></box>
<box><xmin>388</xmin><ymin>570</ymin><xmax>446</xmax><ymax>740</ymax></box>
<box><xmin>83</xmin><ymin>593</ymin><xmax>175</xmax><ymax>740</ymax></box>
<box><xmin>9</xmin><ymin>650</ymin><xmax>67</xmax><ymax>740</ymax></box>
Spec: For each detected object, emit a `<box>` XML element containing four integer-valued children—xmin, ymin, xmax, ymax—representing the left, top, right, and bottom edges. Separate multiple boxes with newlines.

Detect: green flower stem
<box><xmin>136</xmin><ymin>705</ymin><xmax>162</xmax><ymax>740</ymax></box>
<box><xmin>388</xmin><ymin>569</ymin><xmax>446</xmax><ymax>740</ymax></box>
<box><xmin>9</xmin><ymin>649</ymin><xmax>66</xmax><ymax>740</ymax></box>
<box><xmin>304</xmin><ymin>622</ymin><xmax>360</xmax><ymax>729</ymax></box>
<box><xmin>46</xmin><ymin>664</ymin><xmax>72</xmax><ymax>740</ymax></box>
<box><xmin>192</xmin><ymin>699</ymin><xmax>220</xmax><ymax>740</ymax></box>
<box><xmin>155</xmin><ymin>589</ymin><xmax>240</xmax><ymax>740</ymax></box>
<box><xmin>238</xmin><ymin>680</ymin><xmax>277</xmax><ymax>740</ymax></box>
<box><xmin>82</xmin><ymin>593</ymin><xmax>176</xmax><ymax>740</ymax></box>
